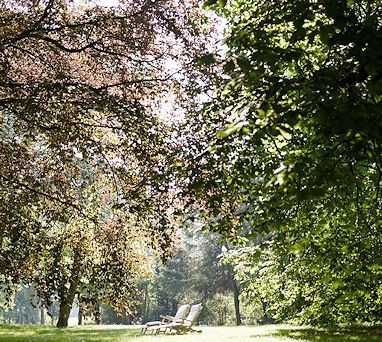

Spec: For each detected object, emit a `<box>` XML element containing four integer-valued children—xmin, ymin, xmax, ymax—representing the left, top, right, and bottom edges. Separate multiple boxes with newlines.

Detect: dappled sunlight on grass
<box><xmin>1</xmin><ymin>324</ymin><xmax>382</xmax><ymax>341</ymax></box>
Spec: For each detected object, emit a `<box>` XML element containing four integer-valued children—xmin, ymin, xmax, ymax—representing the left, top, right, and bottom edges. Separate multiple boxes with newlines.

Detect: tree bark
<box><xmin>57</xmin><ymin>300</ymin><xmax>71</xmax><ymax>327</ymax></box>
<box><xmin>94</xmin><ymin>303</ymin><xmax>101</xmax><ymax>325</ymax></box>
<box><xmin>232</xmin><ymin>280</ymin><xmax>242</xmax><ymax>326</ymax></box>
<box><xmin>78</xmin><ymin>311</ymin><xmax>83</xmax><ymax>325</ymax></box>
<box><xmin>56</xmin><ymin>277</ymin><xmax>79</xmax><ymax>327</ymax></box>
<box><xmin>40</xmin><ymin>306</ymin><xmax>45</xmax><ymax>325</ymax></box>
<box><xmin>77</xmin><ymin>294</ymin><xmax>83</xmax><ymax>325</ymax></box>
<box><xmin>143</xmin><ymin>282</ymin><xmax>148</xmax><ymax>321</ymax></box>
<box><xmin>224</xmin><ymin>240</ymin><xmax>242</xmax><ymax>326</ymax></box>
<box><xmin>78</xmin><ymin>307</ymin><xmax>83</xmax><ymax>325</ymax></box>
<box><xmin>259</xmin><ymin>295</ymin><xmax>273</xmax><ymax>324</ymax></box>
<box><xmin>261</xmin><ymin>298</ymin><xmax>267</xmax><ymax>320</ymax></box>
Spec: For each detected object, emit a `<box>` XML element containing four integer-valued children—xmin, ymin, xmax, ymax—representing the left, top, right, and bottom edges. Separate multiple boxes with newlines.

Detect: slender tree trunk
<box><xmin>78</xmin><ymin>300</ymin><xmax>83</xmax><ymax>326</ymax></box>
<box><xmin>78</xmin><ymin>310</ymin><xmax>83</xmax><ymax>325</ymax></box>
<box><xmin>259</xmin><ymin>295</ymin><xmax>271</xmax><ymax>324</ymax></box>
<box><xmin>143</xmin><ymin>282</ymin><xmax>148</xmax><ymax>321</ymax></box>
<box><xmin>94</xmin><ymin>304</ymin><xmax>101</xmax><ymax>325</ymax></box>
<box><xmin>232</xmin><ymin>280</ymin><xmax>242</xmax><ymax>326</ymax></box>
<box><xmin>262</xmin><ymin>299</ymin><xmax>267</xmax><ymax>319</ymax></box>
<box><xmin>224</xmin><ymin>240</ymin><xmax>242</xmax><ymax>326</ymax></box>
<box><xmin>40</xmin><ymin>306</ymin><xmax>45</xmax><ymax>325</ymax></box>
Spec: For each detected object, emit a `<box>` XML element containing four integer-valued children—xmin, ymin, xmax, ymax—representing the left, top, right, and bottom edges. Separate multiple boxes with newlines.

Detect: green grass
<box><xmin>1</xmin><ymin>324</ymin><xmax>382</xmax><ymax>341</ymax></box>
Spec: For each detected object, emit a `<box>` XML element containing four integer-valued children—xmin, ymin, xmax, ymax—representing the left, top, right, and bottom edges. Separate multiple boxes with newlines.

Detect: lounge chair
<box><xmin>151</xmin><ymin>303</ymin><xmax>203</xmax><ymax>335</ymax></box>
<box><xmin>140</xmin><ymin>304</ymin><xmax>190</xmax><ymax>335</ymax></box>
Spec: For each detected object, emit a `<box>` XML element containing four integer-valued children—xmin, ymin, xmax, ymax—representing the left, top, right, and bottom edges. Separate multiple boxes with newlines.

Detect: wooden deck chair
<box><xmin>153</xmin><ymin>303</ymin><xmax>203</xmax><ymax>335</ymax></box>
<box><xmin>140</xmin><ymin>304</ymin><xmax>190</xmax><ymax>335</ymax></box>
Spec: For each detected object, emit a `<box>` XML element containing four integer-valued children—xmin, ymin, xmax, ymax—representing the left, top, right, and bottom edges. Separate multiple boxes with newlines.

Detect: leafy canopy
<box><xmin>184</xmin><ymin>0</ymin><xmax>382</xmax><ymax>325</ymax></box>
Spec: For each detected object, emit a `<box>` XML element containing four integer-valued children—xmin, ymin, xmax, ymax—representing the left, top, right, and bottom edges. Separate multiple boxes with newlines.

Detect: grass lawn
<box><xmin>1</xmin><ymin>324</ymin><xmax>382</xmax><ymax>341</ymax></box>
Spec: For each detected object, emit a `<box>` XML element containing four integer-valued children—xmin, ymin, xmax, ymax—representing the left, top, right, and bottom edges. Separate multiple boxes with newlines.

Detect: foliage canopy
<box><xmin>0</xmin><ymin>0</ymin><xmax>209</xmax><ymax>327</ymax></box>
<box><xmin>185</xmin><ymin>0</ymin><xmax>382</xmax><ymax>325</ymax></box>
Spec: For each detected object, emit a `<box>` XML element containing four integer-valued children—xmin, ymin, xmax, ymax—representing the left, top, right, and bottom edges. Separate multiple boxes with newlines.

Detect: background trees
<box><xmin>128</xmin><ymin>228</ymin><xmax>261</xmax><ymax>326</ymax></box>
<box><xmin>184</xmin><ymin>0</ymin><xmax>382</xmax><ymax>324</ymax></box>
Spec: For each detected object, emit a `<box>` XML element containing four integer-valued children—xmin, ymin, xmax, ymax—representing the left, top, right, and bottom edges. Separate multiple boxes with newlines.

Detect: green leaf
<box><xmin>216</xmin><ymin>121</ymin><xmax>250</xmax><ymax>139</ymax></box>
<box><xmin>204</xmin><ymin>0</ymin><xmax>218</xmax><ymax>6</ymax></box>
<box><xmin>112</xmin><ymin>203</ymin><xmax>125</xmax><ymax>209</ymax></box>
<box><xmin>223</xmin><ymin>60</ymin><xmax>235</xmax><ymax>73</ymax></box>
<box><xmin>288</xmin><ymin>243</ymin><xmax>304</xmax><ymax>254</ymax></box>
<box><xmin>194</xmin><ymin>53</ymin><xmax>216</xmax><ymax>66</ymax></box>
<box><xmin>237</xmin><ymin>57</ymin><xmax>251</xmax><ymax>73</ymax></box>
<box><xmin>332</xmin><ymin>280</ymin><xmax>344</xmax><ymax>289</ymax></box>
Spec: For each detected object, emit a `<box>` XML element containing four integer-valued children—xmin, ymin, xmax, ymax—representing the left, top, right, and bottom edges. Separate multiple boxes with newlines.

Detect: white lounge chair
<box><xmin>140</xmin><ymin>304</ymin><xmax>190</xmax><ymax>335</ymax></box>
<box><xmin>151</xmin><ymin>303</ymin><xmax>203</xmax><ymax>335</ymax></box>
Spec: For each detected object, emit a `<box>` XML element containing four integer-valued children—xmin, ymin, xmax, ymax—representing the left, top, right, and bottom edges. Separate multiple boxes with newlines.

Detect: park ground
<box><xmin>1</xmin><ymin>324</ymin><xmax>382</xmax><ymax>341</ymax></box>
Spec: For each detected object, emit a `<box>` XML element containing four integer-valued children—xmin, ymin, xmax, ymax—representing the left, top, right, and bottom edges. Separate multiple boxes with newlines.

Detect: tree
<box><xmin>2</xmin><ymin>161</ymin><xmax>152</xmax><ymax>327</ymax></box>
<box><xmin>182</xmin><ymin>0</ymin><xmax>382</xmax><ymax>324</ymax></box>
<box><xmin>0</xmin><ymin>286</ymin><xmax>40</xmax><ymax>324</ymax></box>
<box><xmin>136</xmin><ymin>227</ymin><xmax>246</xmax><ymax>326</ymax></box>
<box><xmin>0</xmin><ymin>0</ymin><xmax>211</xmax><ymax>327</ymax></box>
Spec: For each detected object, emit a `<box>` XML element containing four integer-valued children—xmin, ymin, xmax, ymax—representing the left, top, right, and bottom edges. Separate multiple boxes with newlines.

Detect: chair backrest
<box><xmin>174</xmin><ymin>304</ymin><xmax>190</xmax><ymax>320</ymax></box>
<box><xmin>184</xmin><ymin>303</ymin><xmax>202</xmax><ymax>327</ymax></box>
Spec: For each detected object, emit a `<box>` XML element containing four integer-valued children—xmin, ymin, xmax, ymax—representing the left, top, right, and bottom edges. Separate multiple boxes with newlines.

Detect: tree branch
<box><xmin>0</xmin><ymin>173</ymin><xmax>82</xmax><ymax>213</ymax></box>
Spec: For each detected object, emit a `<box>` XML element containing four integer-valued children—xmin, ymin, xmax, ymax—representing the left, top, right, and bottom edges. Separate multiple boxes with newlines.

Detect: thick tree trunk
<box><xmin>232</xmin><ymin>280</ymin><xmax>242</xmax><ymax>326</ymax></box>
<box><xmin>57</xmin><ymin>276</ymin><xmax>79</xmax><ymax>327</ymax></box>
<box><xmin>57</xmin><ymin>300</ymin><xmax>72</xmax><ymax>327</ymax></box>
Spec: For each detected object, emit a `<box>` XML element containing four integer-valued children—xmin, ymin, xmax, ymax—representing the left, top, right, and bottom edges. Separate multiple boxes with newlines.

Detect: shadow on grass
<box><xmin>0</xmin><ymin>325</ymin><xmax>140</xmax><ymax>341</ymax></box>
<box><xmin>260</xmin><ymin>326</ymin><xmax>382</xmax><ymax>341</ymax></box>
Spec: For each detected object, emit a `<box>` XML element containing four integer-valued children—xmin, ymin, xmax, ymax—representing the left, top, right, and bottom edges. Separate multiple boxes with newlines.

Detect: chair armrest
<box><xmin>160</xmin><ymin>315</ymin><xmax>175</xmax><ymax>321</ymax></box>
<box><xmin>144</xmin><ymin>321</ymin><xmax>165</xmax><ymax>327</ymax></box>
<box><xmin>173</xmin><ymin>318</ymin><xmax>185</xmax><ymax>323</ymax></box>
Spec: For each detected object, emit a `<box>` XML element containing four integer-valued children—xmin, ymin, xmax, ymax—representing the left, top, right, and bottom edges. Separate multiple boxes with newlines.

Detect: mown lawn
<box><xmin>1</xmin><ymin>324</ymin><xmax>382</xmax><ymax>341</ymax></box>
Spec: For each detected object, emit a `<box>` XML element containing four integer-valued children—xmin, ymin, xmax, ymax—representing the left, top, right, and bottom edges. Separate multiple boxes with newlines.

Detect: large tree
<box><xmin>0</xmin><ymin>0</ymin><xmax>210</xmax><ymax>327</ymax></box>
<box><xmin>183</xmin><ymin>0</ymin><xmax>382</xmax><ymax>324</ymax></box>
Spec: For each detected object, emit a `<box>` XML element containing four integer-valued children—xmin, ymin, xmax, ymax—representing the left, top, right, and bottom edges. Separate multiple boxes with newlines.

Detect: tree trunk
<box><xmin>77</xmin><ymin>294</ymin><xmax>83</xmax><ymax>325</ymax></box>
<box><xmin>259</xmin><ymin>295</ymin><xmax>273</xmax><ymax>324</ymax></box>
<box><xmin>57</xmin><ymin>301</ymin><xmax>71</xmax><ymax>327</ymax></box>
<box><xmin>232</xmin><ymin>280</ymin><xmax>242</xmax><ymax>326</ymax></box>
<box><xmin>94</xmin><ymin>304</ymin><xmax>101</xmax><ymax>325</ymax></box>
<box><xmin>143</xmin><ymin>282</ymin><xmax>148</xmax><ymax>321</ymax></box>
<box><xmin>40</xmin><ymin>306</ymin><xmax>45</xmax><ymax>325</ymax></box>
<box><xmin>57</xmin><ymin>278</ymin><xmax>79</xmax><ymax>327</ymax></box>
<box><xmin>224</xmin><ymin>240</ymin><xmax>242</xmax><ymax>326</ymax></box>
<box><xmin>78</xmin><ymin>308</ymin><xmax>83</xmax><ymax>325</ymax></box>
<box><xmin>78</xmin><ymin>311</ymin><xmax>83</xmax><ymax>325</ymax></box>
<box><xmin>261</xmin><ymin>299</ymin><xmax>267</xmax><ymax>320</ymax></box>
